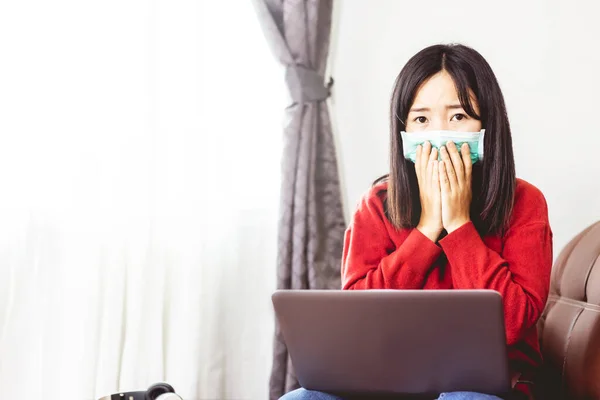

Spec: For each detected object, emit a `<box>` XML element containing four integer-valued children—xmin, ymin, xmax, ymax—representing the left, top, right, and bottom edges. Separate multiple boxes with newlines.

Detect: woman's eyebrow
<box><xmin>409</xmin><ymin>106</ymin><xmax>430</xmax><ymax>112</ymax></box>
<box><xmin>409</xmin><ymin>104</ymin><xmax>464</xmax><ymax>113</ymax></box>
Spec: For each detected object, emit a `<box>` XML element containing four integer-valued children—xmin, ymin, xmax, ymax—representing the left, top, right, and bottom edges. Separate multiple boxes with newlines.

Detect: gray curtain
<box><xmin>252</xmin><ymin>0</ymin><xmax>346</xmax><ymax>398</ymax></box>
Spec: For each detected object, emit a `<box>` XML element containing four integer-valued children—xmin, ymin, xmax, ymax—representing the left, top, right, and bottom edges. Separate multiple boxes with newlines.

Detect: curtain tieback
<box><xmin>285</xmin><ymin>64</ymin><xmax>333</xmax><ymax>104</ymax></box>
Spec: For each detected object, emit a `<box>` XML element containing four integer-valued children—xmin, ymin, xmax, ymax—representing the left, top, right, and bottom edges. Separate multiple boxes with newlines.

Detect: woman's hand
<box><xmin>415</xmin><ymin>141</ymin><xmax>443</xmax><ymax>242</ymax></box>
<box><xmin>439</xmin><ymin>141</ymin><xmax>472</xmax><ymax>233</ymax></box>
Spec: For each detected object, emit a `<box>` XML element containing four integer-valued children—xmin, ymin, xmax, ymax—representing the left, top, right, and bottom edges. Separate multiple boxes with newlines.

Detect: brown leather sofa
<box><xmin>536</xmin><ymin>221</ymin><xmax>600</xmax><ymax>399</ymax></box>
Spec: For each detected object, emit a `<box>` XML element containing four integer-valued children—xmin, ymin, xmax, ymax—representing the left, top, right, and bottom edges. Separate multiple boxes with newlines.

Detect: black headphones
<box><xmin>145</xmin><ymin>382</ymin><xmax>182</xmax><ymax>400</ymax></box>
<box><xmin>98</xmin><ymin>382</ymin><xmax>182</xmax><ymax>400</ymax></box>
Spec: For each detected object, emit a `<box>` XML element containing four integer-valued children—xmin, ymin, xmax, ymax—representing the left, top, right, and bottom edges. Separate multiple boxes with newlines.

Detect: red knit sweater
<box><xmin>341</xmin><ymin>178</ymin><xmax>553</xmax><ymax>375</ymax></box>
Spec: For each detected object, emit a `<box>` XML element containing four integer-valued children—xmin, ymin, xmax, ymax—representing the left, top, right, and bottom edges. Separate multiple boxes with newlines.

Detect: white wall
<box><xmin>328</xmin><ymin>0</ymin><xmax>600</xmax><ymax>255</ymax></box>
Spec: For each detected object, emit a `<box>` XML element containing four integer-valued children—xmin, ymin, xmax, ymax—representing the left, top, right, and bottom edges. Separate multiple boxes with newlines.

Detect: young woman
<box><xmin>282</xmin><ymin>44</ymin><xmax>552</xmax><ymax>400</ymax></box>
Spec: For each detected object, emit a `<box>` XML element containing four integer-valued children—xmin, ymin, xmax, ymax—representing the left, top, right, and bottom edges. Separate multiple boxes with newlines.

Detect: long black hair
<box><xmin>380</xmin><ymin>43</ymin><xmax>515</xmax><ymax>235</ymax></box>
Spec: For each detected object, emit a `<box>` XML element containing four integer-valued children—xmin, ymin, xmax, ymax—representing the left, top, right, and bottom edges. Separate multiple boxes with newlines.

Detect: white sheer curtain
<box><xmin>0</xmin><ymin>1</ymin><xmax>284</xmax><ymax>399</ymax></box>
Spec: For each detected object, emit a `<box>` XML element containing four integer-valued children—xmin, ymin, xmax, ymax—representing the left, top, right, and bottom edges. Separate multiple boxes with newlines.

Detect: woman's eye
<box><xmin>415</xmin><ymin>116</ymin><xmax>427</xmax><ymax>123</ymax></box>
<box><xmin>451</xmin><ymin>113</ymin><xmax>467</xmax><ymax>121</ymax></box>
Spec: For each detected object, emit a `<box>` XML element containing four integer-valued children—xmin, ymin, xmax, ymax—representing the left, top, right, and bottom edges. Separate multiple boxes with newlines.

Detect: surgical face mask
<box><xmin>400</xmin><ymin>129</ymin><xmax>485</xmax><ymax>164</ymax></box>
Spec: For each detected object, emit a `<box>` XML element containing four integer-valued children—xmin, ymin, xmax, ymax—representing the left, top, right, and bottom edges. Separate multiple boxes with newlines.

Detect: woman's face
<box><xmin>405</xmin><ymin>70</ymin><xmax>482</xmax><ymax>133</ymax></box>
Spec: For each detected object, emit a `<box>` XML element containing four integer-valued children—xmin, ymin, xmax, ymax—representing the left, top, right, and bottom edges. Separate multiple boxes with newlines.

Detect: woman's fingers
<box><xmin>439</xmin><ymin>160</ymin><xmax>449</xmax><ymax>193</ymax></box>
<box><xmin>446</xmin><ymin>141</ymin><xmax>465</xmax><ymax>182</ymax></box>
<box><xmin>461</xmin><ymin>143</ymin><xmax>472</xmax><ymax>182</ymax></box>
<box><xmin>428</xmin><ymin>145</ymin><xmax>438</xmax><ymax>164</ymax></box>
<box><xmin>432</xmin><ymin>159</ymin><xmax>440</xmax><ymax>191</ymax></box>
<box><xmin>416</xmin><ymin>141</ymin><xmax>472</xmax><ymax>191</ymax></box>
<box><xmin>427</xmin><ymin>147</ymin><xmax>438</xmax><ymax>183</ymax></box>
<box><xmin>420</xmin><ymin>141</ymin><xmax>432</xmax><ymax>177</ymax></box>
<box><xmin>439</xmin><ymin>145</ymin><xmax>457</xmax><ymax>191</ymax></box>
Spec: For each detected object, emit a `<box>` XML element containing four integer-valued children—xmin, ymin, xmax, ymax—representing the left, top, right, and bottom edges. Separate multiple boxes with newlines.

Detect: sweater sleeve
<box><xmin>341</xmin><ymin>189</ymin><xmax>442</xmax><ymax>290</ymax></box>
<box><xmin>438</xmin><ymin>219</ymin><xmax>552</xmax><ymax>345</ymax></box>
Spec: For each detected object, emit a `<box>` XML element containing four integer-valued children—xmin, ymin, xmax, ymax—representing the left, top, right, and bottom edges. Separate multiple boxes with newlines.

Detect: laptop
<box><xmin>272</xmin><ymin>289</ymin><xmax>511</xmax><ymax>398</ymax></box>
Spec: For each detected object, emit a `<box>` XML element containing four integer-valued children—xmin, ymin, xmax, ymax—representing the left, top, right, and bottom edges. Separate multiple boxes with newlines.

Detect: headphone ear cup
<box><xmin>145</xmin><ymin>382</ymin><xmax>176</xmax><ymax>400</ymax></box>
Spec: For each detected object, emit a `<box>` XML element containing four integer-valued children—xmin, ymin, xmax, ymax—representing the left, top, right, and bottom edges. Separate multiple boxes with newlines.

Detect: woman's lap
<box><xmin>437</xmin><ymin>392</ymin><xmax>503</xmax><ymax>400</ymax></box>
<box><xmin>279</xmin><ymin>388</ymin><xmax>342</xmax><ymax>400</ymax></box>
<box><xmin>280</xmin><ymin>388</ymin><xmax>504</xmax><ymax>400</ymax></box>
